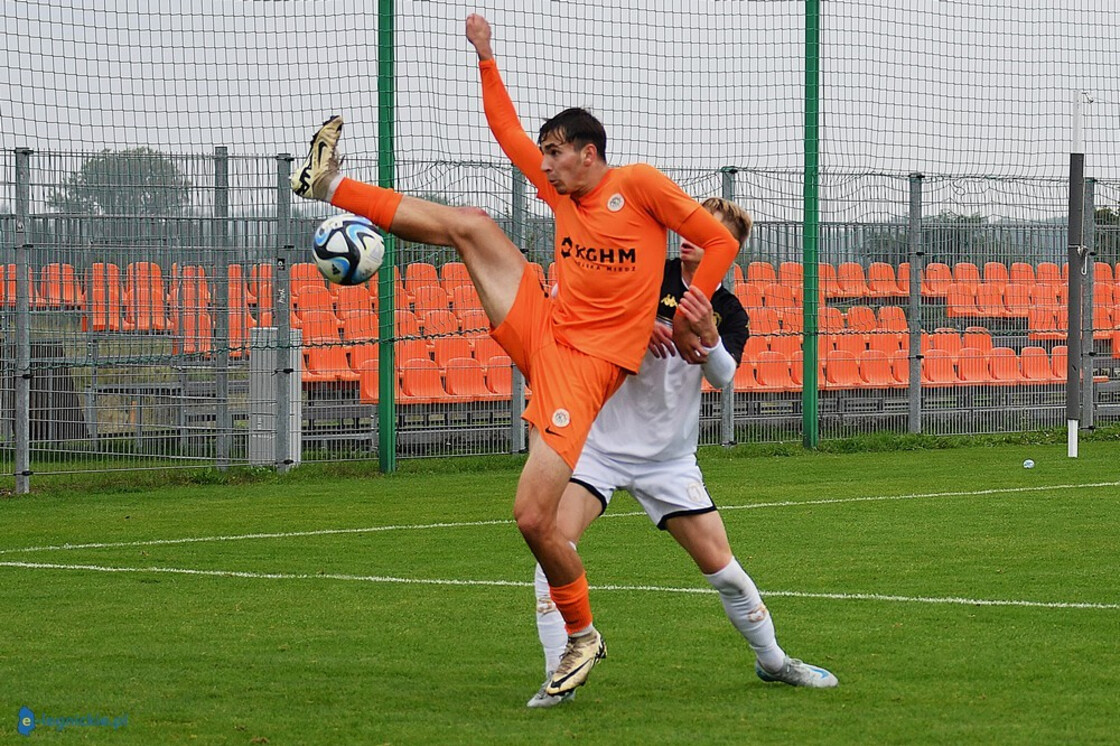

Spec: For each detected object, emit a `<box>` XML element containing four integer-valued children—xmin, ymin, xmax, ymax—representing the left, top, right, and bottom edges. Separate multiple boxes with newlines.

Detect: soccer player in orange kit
<box><xmin>290</xmin><ymin>14</ymin><xmax>738</xmax><ymax>697</ymax></box>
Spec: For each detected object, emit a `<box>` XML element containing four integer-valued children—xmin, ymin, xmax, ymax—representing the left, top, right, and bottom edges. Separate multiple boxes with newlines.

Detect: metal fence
<box><xmin>3</xmin><ymin>150</ymin><xmax>1119</xmax><ymax>490</ymax></box>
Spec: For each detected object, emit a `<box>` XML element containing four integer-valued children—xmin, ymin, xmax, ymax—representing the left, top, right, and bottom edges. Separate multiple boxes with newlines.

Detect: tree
<box><xmin>48</xmin><ymin>147</ymin><xmax>191</xmax><ymax>217</ymax></box>
<box><xmin>1095</xmin><ymin>206</ymin><xmax>1119</xmax><ymax>264</ymax></box>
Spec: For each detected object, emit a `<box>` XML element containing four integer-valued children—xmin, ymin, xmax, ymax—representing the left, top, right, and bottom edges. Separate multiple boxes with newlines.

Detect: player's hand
<box><xmin>672</xmin><ymin>312</ymin><xmax>709</xmax><ymax>365</ymax></box>
<box><xmin>465</xmin><ymin>14</ymin><xmax>494</xmax><ymax>61</ymax></box>
<box><xmin>648</xmin><ymin>320</ymin><xmax>676</xmax><ymax>359</ymax></box>
<box><xmin>677</xmin><ymin>287</ymin><xmax>719</xmax><ymax>348</ymax></box>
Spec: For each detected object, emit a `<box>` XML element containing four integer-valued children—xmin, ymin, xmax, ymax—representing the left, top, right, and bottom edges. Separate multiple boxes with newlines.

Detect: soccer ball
<box><xmin>311</xmin><ymin>214</ymin><xmax>385</xmax><ymax>285</ymax></box>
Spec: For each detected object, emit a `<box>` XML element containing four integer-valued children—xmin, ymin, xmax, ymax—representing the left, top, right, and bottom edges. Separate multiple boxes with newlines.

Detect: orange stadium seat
<box><xmin>485</xmin><ymin>355</ymin><xmax>513</xmax><ymax>398</ymax></box>
<box><xmin>84</xmin><ymin>262</ymin><xmax>123</xmax><ymax>332</ymax></box>
<box><xmin>868</xmin><ymin>262</ymin><xmax>903</xmax><ymax>298</ymax></box>
<box><xmin>357</xmin><ymin>358</ymin><xmax>380</xmax><ymax>404</ymax></box>
<box><xmin>420</xmin><ymin>308</ymin><xmax>460</xmax><ymax>337</ymax></box>
<box><xmin>335</xmin><ymin>284</ymin><xmax>375</xmax><ymax>320</ymax></box>
<box><xmin>1035</xmin><ymin>262</ymin><xmax>1061</xmax><ymax>286</ymax></box>
<box><xmin>342</xmin><ymin>313</ymin><xmax>380</xmax><ymax>343</ymax></box>
<box><xmin>823</xmin><ymin>349</ymin><xmax>861</xmax><ymax>389</ymax></box>
<box><xmin>956</xmin><ymin>347</ymin><xmax>993</xmax><ymax>385</ymax></box>
<box><xmin>1020</xmin><ymin>346</ymin><xmax>1059</xmax><ymax>384</ymax></box>
<box><xmin>896</xmin><ymin>262</ymin><xmax>912</xmax><ymax>296</ymax></box>
<box><xmin>921</xmin><ymin>348</ymin><xmax>957</xmax><ymax>387</ymax></box>
<box><xmin>953</xmin><ymin>262</ymin><xmax>981</xmax><ymax>289</ymax></box>
<box><xmin>1003</xmin><ymin>282</ymin><xmax>1031</xmax><ymax>318</ymax></box>
<box><xmin>858</xmin><ymin>348</ymin><xmax>897</xmax><ymax>388</ymax></box>
<box><xmin>445</xmin><ymin>357</ymin><xmax>500</xmax><ymax>401</ymax></box>
<box><xmin>399</xmin><ymin>358</ymin><xmax>448</xmax><ymax>402</ymax></box>
<box><xmin>989</xmin><ymin>347</ymin><xmax>1022</xmax><ymax>385</ymax></box>
<box><xmin>754</xmin><ymin>351</ymin><xmax>797</xmax><ymax>392</ymax></box>
<box><xmin>983</xmin><ymin>261</ymin><xmax>1009</xmax><ymax>289</ymax></box>
<box><xmin>411</xmin><ymin>284</ymin><xmax>451</xmax><ymax>315</ymax></box>
<box><xmin>457</xmin><ymin>309</ymin><xmax>490</xmax><ymax>335</ymax></box>
<box><xmin>439</xmin><ymin>261</ymin><xmax>471</xmax><ymax>295</ymax></box>
<box><xmin>124</xmin><ymin>261</ymin><xmax>168</xmax><ymax>332</ymax></box>
<box><xmin>777</xmin><ymin>261</ymin><xmax>802</xmax><ymax>287</ymax></box>
<box><xmin>432</xmin><ymin>336</ymin><xmax>474</xmax><ymax>368</ymax></box>
<box><xmin>39</xmin><ymin>263</ymin><xmax>85</xmax><ymax>309</ymax></box>
<box><xmin>836</xmin><ymin>262</ymin><xmax>870</xmax><ymax>297</ymax></box>
<box><xmin>819</xmin><ymin>306</ymin><xmax>845</xmax><ymax>334</ymax></box>
<box><xmin>404</xmin><ymin>262</ymin><xmax>440</xmax><ymax>297</ymax></box>
<box><xmin>921</xmin><ymin>262</ymin><xmax>953</xmax><ymax>297</ymax></box>
<box><xmin>746</xmin><ymin>261</ymin><xmax>777</xmax><ymax>288</ymax></box>
<box><xmin>1009</xmin><ymin>262</ymin><xmax>1035</xmax><ymax>286</ymax></box>
<box><xmin>748</xmin><ymin>307</ymin><xmax>781</xmax><ymax>336</ymax></box>
<box><xmin>818</xmin><ymin>262</ymin><xmax>841</xmax><ymax>297</ymax></box>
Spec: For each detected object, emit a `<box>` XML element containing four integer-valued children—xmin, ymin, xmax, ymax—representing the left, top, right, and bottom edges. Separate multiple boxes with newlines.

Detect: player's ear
<box><xmin>581</xmin><ymin>143</ymin><xmax>597</xmax><ymax>166</ymax></box>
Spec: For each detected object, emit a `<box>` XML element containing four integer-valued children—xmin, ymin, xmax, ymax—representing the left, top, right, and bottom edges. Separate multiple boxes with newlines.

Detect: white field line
<box><xmin>1</xmin><ymin>479</ymin><xmax>1117</xmax><ymax>557</ymax></box>
<box><xmin>1</xmin><ymin>560</ymin><xmax>1116</xmax><ymax>611</ymax></box>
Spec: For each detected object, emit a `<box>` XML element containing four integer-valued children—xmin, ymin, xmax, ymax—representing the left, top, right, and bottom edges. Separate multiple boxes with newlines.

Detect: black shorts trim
<box><xmin>569</xmin><ymin>477</ymin><xmax>608</xmax><ymax>516</ymax></box>
<box><xmin>656</xmin><ymin>505</ymin><xmax>719</xmax><ymax>531</ymax></box>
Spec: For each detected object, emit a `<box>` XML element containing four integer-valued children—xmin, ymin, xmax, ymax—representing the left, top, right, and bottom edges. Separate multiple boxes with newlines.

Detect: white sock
<box><xmin>704</xmin><ymin>557</ymin><xmax>786</xmax><ymax>673</ymax></box>
<box><xmin>534</xmin><ymin>562</ymin><xmax>567</xmax><ymax>675</ymax></box>
<box><xmin>324</xmin><ymin>173</ymin><xmax>343</xmax><ymax>203</ymax></box>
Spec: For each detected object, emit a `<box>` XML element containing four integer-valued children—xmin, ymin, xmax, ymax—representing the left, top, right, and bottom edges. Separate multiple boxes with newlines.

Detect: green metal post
<box><xmin>377</xmin><ymin>0</ymin><xmax>397</xmax><ymax>472</ymax></box>
<box><xmin>802</xmin><ymin>0</ymin><xmax>821</xmax><ymax>448</ymax></box>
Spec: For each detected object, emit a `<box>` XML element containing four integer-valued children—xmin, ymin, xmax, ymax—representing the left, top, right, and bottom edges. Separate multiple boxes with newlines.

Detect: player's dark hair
<box><xmin>538</xmin><ymin>107</ymin><xmax>607</xmax><ymax>162</ymax></box>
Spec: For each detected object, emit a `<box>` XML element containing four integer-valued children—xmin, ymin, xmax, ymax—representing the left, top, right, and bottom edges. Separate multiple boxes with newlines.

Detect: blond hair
<box><xmin>701</xmin><ymin>197</ymin><xmax>753</xmax><ymax>247</ymax></box>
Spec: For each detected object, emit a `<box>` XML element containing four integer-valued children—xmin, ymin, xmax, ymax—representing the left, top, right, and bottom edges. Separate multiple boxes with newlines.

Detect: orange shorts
<box><xmin>491</xmin><ymin>265</ymin><xmax>627</xmax><ymax>470</ymax></box>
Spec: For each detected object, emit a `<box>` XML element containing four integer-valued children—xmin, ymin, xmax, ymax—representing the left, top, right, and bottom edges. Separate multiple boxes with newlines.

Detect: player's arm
<box><xmin>677</xmin><ymin>287</ymin><xmax>737</xmax><ymax>388</ymax></box>
<box><xmin>466</xmin><ymin>15</ymin><xmax>554</xmax><ymax>200</ymax></box>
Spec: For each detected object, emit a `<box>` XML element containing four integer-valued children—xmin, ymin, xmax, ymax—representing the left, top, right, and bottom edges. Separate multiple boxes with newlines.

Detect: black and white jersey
<box><xmin>583</xmin><ymin>259</ymin><xmax>750</xmax><ymax>462</ymax></box>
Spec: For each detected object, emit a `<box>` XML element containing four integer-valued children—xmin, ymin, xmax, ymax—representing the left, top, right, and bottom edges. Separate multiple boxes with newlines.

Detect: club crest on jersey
<box><xmin>606</xmin><ymin>193</ymin><xmax>625</xmax><ymax>212</ymax></box>
<box><xmin>551</xmin><ymin>409</ymin><xmax>571</xmax><ymax>428</ymax></box>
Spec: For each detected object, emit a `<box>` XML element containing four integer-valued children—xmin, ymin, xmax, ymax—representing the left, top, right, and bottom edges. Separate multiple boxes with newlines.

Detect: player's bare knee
<box><xmin>513</xmin><ymin>502</ymin><xmax>554</xmax><ymax>544</ymax></box>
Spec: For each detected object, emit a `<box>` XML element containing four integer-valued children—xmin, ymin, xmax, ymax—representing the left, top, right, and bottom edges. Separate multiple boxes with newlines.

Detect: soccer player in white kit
<box><xmin>527</xmin><ymin>198</ymin><xmax>839</xmax><ymax>707</ymax></box>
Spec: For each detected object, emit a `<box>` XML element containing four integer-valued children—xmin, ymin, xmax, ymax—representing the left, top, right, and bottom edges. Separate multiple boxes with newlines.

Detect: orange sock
<box><xmin>549</xmin><ymin>573</ymin><xmax>593</xmax><ymax>635</ymax></box>
<box><xmin>330</xmin><ymin>177</ymin><xmax>403</xmax><ymax>231</ymax></box>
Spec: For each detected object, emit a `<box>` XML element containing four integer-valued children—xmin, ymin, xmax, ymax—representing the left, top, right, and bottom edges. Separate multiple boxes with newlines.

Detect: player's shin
<box><xmin>534</xmin><ymin>562</ymin><xmax>567</xmax><ymax>674</ymax></box>
<box><xmin>704</xmin><ymin>558</ymin><xmax>786</xmax><ymax>673</ymax></box>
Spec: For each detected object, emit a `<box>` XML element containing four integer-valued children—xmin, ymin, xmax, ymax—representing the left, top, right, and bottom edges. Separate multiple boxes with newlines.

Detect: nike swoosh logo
<box><xmin>548</xmin><ymin>659</ymin><xmax>592</xmax><ymax>690</ymax></box>
<box><xmin>316</xmin><ymin>140</ymin><xmax>328</xmax><ymax>163</ymax></box>
<box><xmin>545</xmin><ymin>426</ymin><xmax>561</xmax><ymax>437</ymax></box>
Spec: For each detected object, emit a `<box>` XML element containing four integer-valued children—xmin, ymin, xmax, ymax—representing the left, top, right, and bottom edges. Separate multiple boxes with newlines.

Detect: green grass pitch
<box><xmin>1</xmin><ymin>441</ymin><xmax>1118</xmax><ymax>744</ymax></box>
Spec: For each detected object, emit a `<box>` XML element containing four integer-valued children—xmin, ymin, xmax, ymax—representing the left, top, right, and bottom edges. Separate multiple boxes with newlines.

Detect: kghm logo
<box><xmin>559</xmin><ymin>237</ymin><xmax>637</xmax><ymax>267</ymax></box>
<box><xmin>17</xmin><ymin>706</ymin><xmax>128</xmax><ymax>736</ymax></box>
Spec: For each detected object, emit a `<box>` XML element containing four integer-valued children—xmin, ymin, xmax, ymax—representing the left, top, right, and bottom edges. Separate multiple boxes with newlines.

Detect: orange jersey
<box><xmin>479</xmin><ymin>59</ymin><xmax>738</xmax><ymax>372</ymax></box>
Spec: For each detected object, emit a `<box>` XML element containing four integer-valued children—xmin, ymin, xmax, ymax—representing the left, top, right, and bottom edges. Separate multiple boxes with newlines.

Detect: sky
<box><xmin>2</xmin><ymin>0</ymin><xmax>1117</xmax><ymax>221</ymax></box>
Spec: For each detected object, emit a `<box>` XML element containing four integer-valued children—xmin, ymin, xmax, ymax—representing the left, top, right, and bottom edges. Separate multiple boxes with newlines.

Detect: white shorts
<box><xmin>570</xmin><ymin>444</ymin><xmax>717</xmax><ymax>530</ymax></box>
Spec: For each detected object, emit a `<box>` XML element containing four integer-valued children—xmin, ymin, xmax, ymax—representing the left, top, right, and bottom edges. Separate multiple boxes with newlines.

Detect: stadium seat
<box><xmin>404</xmin><ymin>262</ymin><xmax>440</xmax><ymax>297</ymax></box>
<box><xmin>1036</xmin><ymin>262</ymin><xmax>1061</xmax><ymax>287</ymax></box>
<box><xmin>735</xmin><ymin>283</ymin><xmax>764</xmax><ymax>312</ymax></box>
<box><xmin>846</xmin><ymin>305</ymin><xmax>878</xmax><ymax>335</ymax></box>
<box><xmin>868</xmin><ymin>331</ymin><xmax>905</xmax><ymax>357</ymax></box>
<box><xmin>768</xmin><ymin>334</ymin><xmax>802</xmax><ymax>359</ymax></box>
<box><xmin>444</xmin><ymin>356</ymin><xmax>500</xmax><ymax>401</ymax></box>
<box><xmin>974</xmin><ymin>282</ymin><xmax>1009</xmax><ymax>318</ymax></box>
<box><xmin>1002</xmin><ymin>282</ymin><xmax>1031</xmax><ymax>318</ymax></box>
<box><xmin>763</xmin><ymin>282</ymin><xmax>796</xmax><ymax>310</ymax></box>
<box><xmin>754</xmin><ymin>350</ymin><xmax>796</xmax><ymax>392</ymax></box>
<box><xmin>746</xmin><ymin>261</ymin><xmax>777</xmax><ymax>288</ymax></box>
<box><xmin>439</xmin><ymin>261</ymin><xmax>471</xmax><ymax>294</ymax></box>
<box><xmin>1027</xmin><ymin>307</ymin><xmax>1059</xmax><ymax>341</ymax></box>
<box><xmin>305</xmin><ymin>344</ymin><xmax>360</xmax><ymax>383</ymax></box>
<box><xmin>778</xmin><ymin>309</ymin><xmax>803</xmax><ymax>335</ymax></box>
<box><xmin>877</xmin><ymin>305</ymin><xmax>907</xmax><ymax>333</ymax></box>
<box><xmin>420</xmin><ymin>308</ymin><xmax>460</xmax><ymax>337</ymax></box>
<box><xmin>290</xmin><ymin>262</ymin><xmax>325</xmax><ymax>304</ymax></box>
<box><xmin>955</xmin><ymin>347</ymin><xmax>993</xmax><ymax>385</ymax></box>
<box><xmin>823</xmin><ymin>349</ymin><xmax>861</xmax><ymax>389</ymax></box>
<box><xmin>989</xmin><ymin>347</ymin><xmax>1022</xmax><ymax>385</ymax></box>
<box><xmin>124</xmin><ymin>261</ymin><xmax>168</xmax><ymax>332</ymax></box>
<box><xmin>777</xmin><ymin>261</ymin><xmax>802</xmax><ymax>288</ymax></box>
<box><xmin>929</xmin><ymin>330</ymin><xmax>963</xmax><ymax>361</ymax></box>
<box><xmin>819</xmin><ymin>306</ymin><xmax>845</xmax><ymax>334</ymax></box>
<box><xmin>742</xmin><ymin>335</ymin><xmax>769</xmax><ymax>363</ymax></box>
<box><xmin>451</xmin><ymin>284</ymin><xmax>483</xmax><ymax>316</ymax></box>
<box><xmin>470</xmin><ymin>335</ymin><xmax>506</xmax><ymax>365</ymax></box>
<box><xmin>1020</xmin><ymin>346</ymin><xmax>1059</xmax><ymax>384</ymax></box>
<box><xmin>227</xmin><ymin>268</ymin><xmax>256</xmax><ymax>358</ymax></box>
<box><xmin>983</xmin><ymin>261</ymin><xmax>1009</xmax><ymax>289</ymax></box>
<box><xmin>962</xmin><ymin>327</ymin><xmax>993</xmax><ymax>353</ymax></box>
<box><xmin>485</xmin><ymin>355</ymin><xmax>513</xmax><ymax>397</ymax></box>
<box><xmin>868</xmin><ymin>262</ymin><xmax>903</xmax><ymax>298</ymax></box>
<box><xmin>1009</xmin><ymin>262</ymin><xmax>1035</xmax><ymax>286</ymax></box>
<box><xmin>399</xmin><ymin>358</ymin><xmax>448</xmax><ymax>402</ymax></box>
<box><xmin>818</xmin><ymin>262</ymin><xmax>842</xmax><ymax>298</ymax></box>
<box><xmin>830</xmin><ymin>332</ymin><xmax>866</xmax><ymax>358</ymax></box>
<box><xmin>836</xmin><ymin>262</ymin><xmax>870</xmax><ymax>297</ymax></box>
<box><xmin>177</xmin><ymin>309</ymin><xmax>213</xmax><ymax>357</ymax></box>
<box><xmin>342</xmin><ymin>313</ymin><xmax>380</xmax><ymax>343</ymax></box>
<box><xmin>456</xmin><ymin>308</ymin><xmax>490</xmax><ymax>335</ymax></box>
<box><xmin>953</xmin><ymin>262</ymin><xmax>981</xmax><ymax>289</ymax></box>
<box><xmin>1051</xmin><ymin>345</ymin><xmax>1068</xmax><ymax>380</ymax></box>
<box><xmin>335</xmin><ymin>284</ymin><xmax>375</xmax><ymax>320</ymax></box>
<box><xmin>356</xmin><ymin>358</ymin><xmax>380</xmax><ymax>404</ymax></box>
<box><xmin>921</xmin><ymin>348</ymin><xmax>957</xmax><ymax>387</ymax></box>
<box><xmin>748</xmin><ymin>307</ymin><xmax>781</xmax><ymax>336</ymax></box>
<box><xmin>896</xmin><ymin>262</ymin><xmax>911</xmax><ymax>296</ymax></box>
<box><xmin>945</xmin><ymin>282</ymin><xmax>979</xmax><ymax>318</ymax></box>
<box><xmin>1029</xmin><ymin>282</ymin><xmax>1060</xmax><ymax>311</ymax></box>
<box><xmin>889</xmin><ymin>349</ymin><xmax>911</xmax><ymax>386</ymax></box>
<box><xmin>396</xmin><ymin>338</ymin><xmax>433</xmax><ymax>365</ymax></box>
<box><xmin>83</xmin><ymin>262</ymin><xmax>123</xmax><ymax>332</ymax></box>
<box><xmin>858</xmin><ymin>348</ymin><xmax>897</xmax><ymax>388</ymax></box>
<box><xmin>301</xmin><ymin>310</ymin><xmax>341</xmax><ymax>345</ymax></box>
<box><xmin>733</xmin><ymin>360</ymin><xmax>759</xmax><ymax>392</ymax></box>
<box><xmin>349</xmin><ymin>342</ymin><xmax>379</xmax><ymax>373</ymax></box>
<box><xmin>1092</xmin><ymin>305</ymin><xmax>1114</xmax><ymax>340</ymax></box>
<box><xmin>1094</xmin><ymin>262</ymin><xmax>1114</xmax><ymax>284</ymax></box>
<box><xmin>432</xmin><ymin>336</ymin><xmax>474</xmax><ymax>368</ymax></box>
<box><xmin>921</xmin><ymin>262</ymin><xmax>953</xmax><ymax>297</ymax></box>
<box><xmin>395</xmin><ymin>308</ymin><xmax>422</xmax><ymax>338</ymax></box>
<box><xmin>411</xmin><ymin>284</ymin><xmax>451</xmax><ymax>315</ymax></box>
<box><xmin>39</xmin><ymin>263</ymin><xmax>85</xmax><ymax>309</ymax></box>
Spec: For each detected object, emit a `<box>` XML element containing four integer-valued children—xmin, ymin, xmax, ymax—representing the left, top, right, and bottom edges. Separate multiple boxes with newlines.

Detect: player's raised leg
<box><xmin>291</xmin><ymin>115</ymin><xmax>524</xmax><ymax>326</ymax></box>
<box><xmin>666</xmin><ymin>511</ymin><xmax>838</xmax><ymax>688</ymax></box>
